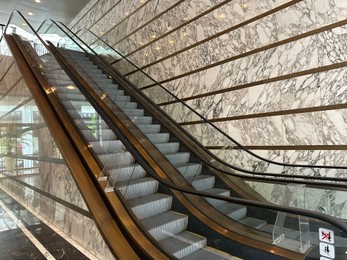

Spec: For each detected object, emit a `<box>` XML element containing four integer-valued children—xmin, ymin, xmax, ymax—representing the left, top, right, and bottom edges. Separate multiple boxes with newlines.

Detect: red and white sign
<box><xmin>319</xmin><ymin>228</ymin><xmax>334</xmax><ymax>244</ymax></box>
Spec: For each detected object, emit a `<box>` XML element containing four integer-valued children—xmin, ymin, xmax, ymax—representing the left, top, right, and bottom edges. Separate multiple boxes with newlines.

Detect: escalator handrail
<box><xmin>39</xmin><ymin>21</ymin><xmax>347</xmax><ymax>187</ymax></box>
<box><xmin>36</xmin><ymin>20</ymin><xmax>347</xmax><ymax>235</ymax></box>
<box><xmin>44</xmin><ymin>40</ymin><xmax>347</xmax><ymax>235</ymax></box>
<box><xmin>66</xmin><ymin>27</ymin><xmax>347</xmax><ymax>171</ymax></box>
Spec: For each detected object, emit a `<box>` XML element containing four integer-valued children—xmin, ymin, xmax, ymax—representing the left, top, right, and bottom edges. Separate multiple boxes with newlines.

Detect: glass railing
<box><xmin>35</xmin><ymin>19</ymin><xmax>347</xmax><ymax>218</ymax></box>
<box><xmin>5</xmin><ymin>12</ymin><xmax>347</xmax><ymax>258</ymax></box>
<box><xmin>50</xmin><ymin>26</ymin><xmax>347</xmax><ymax>183</ymax></box>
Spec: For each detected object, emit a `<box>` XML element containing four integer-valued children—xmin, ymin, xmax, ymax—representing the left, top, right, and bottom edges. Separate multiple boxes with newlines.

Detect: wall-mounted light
<box><xmin>27</xmin><ymin>12</ymin><xmax>34</xmax><ymax>16</ymax></box>
<box><xmin>34</xmin><ymin>0</ymin><xmax>42</xmax><ymax>3</ymax></box>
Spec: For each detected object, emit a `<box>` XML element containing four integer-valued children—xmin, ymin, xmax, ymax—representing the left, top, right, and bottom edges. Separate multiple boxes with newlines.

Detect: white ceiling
<box><xmin>0</xmin><ymin>0</ymin><xmax>90</xmax><ymax>30</ymax></box>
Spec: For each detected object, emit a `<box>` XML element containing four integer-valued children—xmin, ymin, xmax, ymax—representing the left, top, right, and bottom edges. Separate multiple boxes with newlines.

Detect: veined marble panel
<box><xmin>277</xmin><ymin>34</ymin><xmax>318</xmax><ymax>75</ymax></box>
<box><xmin>111</xmin><ymin>0</ymin><xmax>189</xmax><ymax>54</ymax></box>
<box><xmin>69</xmin><ymin>0</ymin><xmax>100</xmax><ymax>29</ymax></box>
<box><xmin>185</xmin><ymin>88</ymin><xmax>249</xmax><ymax>119</ymax></box>
<box><xmin>320</xmin><ymin>67</ymin><xmax>347</xmax><ymax>106</ymax></box>
<box><xmin>322</xmin><ymin>109</ymin><xmax>347</xmax><ymax>145</ymax></box>
<box><xmin>318</xmin><ymin>25</ymin><xmax>347</xmax><ymax>66</ymax></box>
<box><xmin>248</xmin><ymin>116</ymin><xmax>284</xmax><ymax>146</ymax></box>
<box><xmin>123</xmin><ymin>0</ymin><xmax>281</xmax><ymax>67</ymax></box>
<box><xmin>93</xmin><ymin>0</ymin><xmax>148</xmax><ymax>42</ymax></box>
<box><xmin>276</xmin><ymin>0</ymin><xmax>316</xmax><ymax>40</ymax></box>
<box><xmin>314</xmin><ymin>0</ymin><xmax>347</xmax><ymax>27</ymax></box>
<box><xmin>116</xmin><ymin>0</ymin><xmax>230</xmax><ymax>56</ymax></box>
<box><xmin>102</xmin><ymin>0</ymin><xmax>183</xmax><ymax>49</ymax></box>
<box><xmin>283</xmin><ymin>112</ymin><xmax>323</xmax><ymax>145</ymax></box>
<box><xmin>248</xmin><ymin>82</ymin><xmax>281</xmax><ymax>114</ymax></box>
<box><xmin>280</xmin><ymin>73</ymin><xmax>321</xmax><ymax>110</ymax></box>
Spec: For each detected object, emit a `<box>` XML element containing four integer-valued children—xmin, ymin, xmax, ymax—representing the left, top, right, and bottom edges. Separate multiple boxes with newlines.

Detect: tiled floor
<box><xmin>0</xmin><ymin>188</ymin><xmax>91</xmax><ymax>260</ymax></box>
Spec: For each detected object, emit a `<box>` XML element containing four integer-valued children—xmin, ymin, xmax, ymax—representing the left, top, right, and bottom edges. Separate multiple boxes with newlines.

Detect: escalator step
<box><xmin>81</xmin><ymin>129</ymin><xmax>116</xmax><ymax>141</ymax></box>
<box><xmin>145</xmin><ymin>133</ymin><xmax>170</xmax><ymax>144</ymax></box>
<box><xmin>159</xmin><ymin>231</ymin><xmax>207</xmax><ymax>259</ymax></box>
<box><xmin>99</xmin><ymin>151</ymin><xmax>134</xmax><ymax>168</ymax></box>
<box><xmin>176</xmin><ymin>163</ymin><xmax>203</xmax><ymax>179</ymax></box>
<box><xmin>130</xmin><ymin>116</ymin><xmax>152</xmax><ymax>125</ymax></box>
<box><xmin>123</xmin><ymin>108</ymin><xmax>145</xmax><ymax>117</ymax></box>
<box><xmin>239</xmin><ymin>217</ymin><xmax>266</xmax><ymax>229</ymax></box>
<box><xmin>154</xmin><ymin>142</ymin><xmax>180</xmax><ymax>154</ymax></box>
<box><xmin>216</xmin><ymin>203</ymin><xmax>247</xmax><ymax>220</ymax></box>
<box><xmin>204</xmin><ymin>188</ymin><xmax>231</xmax><ymax>207</ymax></box>
<box><xmin>89</xmin><ymin>140</ymin><xmax>125</xmax><ymax>154</ymax></box>
<box><xmin>141</xmin><ymin>211</ymin><xmax>188</xmax><ymax>241</ymax></box>
<box><xmin>181</xmin><ymin>246</ymin><xmax>238</xmax><ymax>260</ymax></box>
<box><xmin>166</xmin><ymin>152</ymin><xmax>191</xmax><ymax>165</ymax></box>
<box><xmin>137</xmin><ymin>124</ymin><xmax>161</xmax><ymax>134</ymax></box>
<box><xmin>108</xmin><ymin>163</ymin><xmax>146</xmax><ymax>183</ymax></box>
<box><xmin>187</xmin><ymin>175</ymin><xmax>215</xmax><ymax>191</ymax></box>
<box><xmin>127</xmin><ymin>193</ymin><xmax>172</xmax><ymax>220</ymax></box>
<box><xmin>116</xmin><ymin>177</ymin><xmax>159</xmax><ymax>200</ymax></box>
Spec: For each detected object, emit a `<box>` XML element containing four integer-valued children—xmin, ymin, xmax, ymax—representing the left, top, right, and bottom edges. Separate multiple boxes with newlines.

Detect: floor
<box><xmin>0</xmin><ymin>188</ymin><xmax>92</xmax><ymax>260</ymax></box>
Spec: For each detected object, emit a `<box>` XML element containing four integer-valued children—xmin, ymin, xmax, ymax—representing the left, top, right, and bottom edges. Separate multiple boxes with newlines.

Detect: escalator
<box><xmin>2</xmin><ymin>10</ymin><xmax>347</xmax><ymax>260</ymax></box>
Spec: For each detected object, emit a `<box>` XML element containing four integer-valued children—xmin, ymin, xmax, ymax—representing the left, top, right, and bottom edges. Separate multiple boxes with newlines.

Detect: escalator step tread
<box><xmin>128</xmin><ymin>193</ymin><xmax>172</xmax><ymax>220</ymax></box>
<box><xmin>141</xmin><ymin>211</ymin><xmax>188</xmax><ymax>241</ymax></box>
<box><xmin>239</xmin><ymin>217</ymin><xmax>266</xmax><ymax>229</ymax></box>
<box><xmin>181</xmin><ymin>246</ymin><xmax>238</xmax><ymax>260</ymax></box>
<box><xmin>216</xmin><ymin>203</ymin><xmax>247</xmax><ymax>220</ymax></box>
<box><xmin>187</xmin><ymin>175</ymin><xmax>215</xmax><ymax>191</ymax></box>
<box><xmin>159</xmin><ymin>231</ymin><xmax>207</xmax><ymax>259</ymax></box>
<box><xmin>204</xmin><ymin>188</ymin><xmax>231</xmax><ymax>207</ymax></box>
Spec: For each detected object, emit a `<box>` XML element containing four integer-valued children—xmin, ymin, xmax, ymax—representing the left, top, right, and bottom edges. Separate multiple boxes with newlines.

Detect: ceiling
<box><xmin>0</xmin><ymin>0</ymin><xmax>90</xmax><ymax>30</ymax></box>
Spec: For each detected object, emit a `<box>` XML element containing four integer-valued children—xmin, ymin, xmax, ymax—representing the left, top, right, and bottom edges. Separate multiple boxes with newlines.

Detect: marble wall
<box><xmin>69</xmin><ymin>0</ymin><xmax>347</xmax><ymax>217</ymax></box>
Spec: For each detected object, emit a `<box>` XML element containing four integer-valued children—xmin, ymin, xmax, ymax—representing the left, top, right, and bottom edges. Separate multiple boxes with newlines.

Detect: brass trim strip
<box><xmin>206</xmin><ymin>145</ymin><xmax>347</xmax><ymax>151</ymax></box>
<box><xmin>126</xmin><ymin>0</ymin><xmax>302</xmax><ymax>74</ymax></box>
<box><xmin>113</xmin><ymin>0</ymin><xmax>234</xmax><ymax>61</ymax></box>
<box><xmin>140</xmin><ymin>18</ymin><xmax>347</xmax><ymax>90</ymax></box>
<box><xmin>157</xmin><ymin>59</ymin><xmax>347</xmax><ymax>104</ymax></box>
<box><xmin>178</xmin><ymin>99</ymin><xmax>347</xmax><ymax>125</ymax></box>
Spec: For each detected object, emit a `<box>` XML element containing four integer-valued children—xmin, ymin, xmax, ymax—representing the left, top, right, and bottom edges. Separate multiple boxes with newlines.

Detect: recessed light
<box><xmin>35</xmin><ymin>0</ymin><xmax>42</xmax><ymax>3</ymax></box>
<box><xmin>27</xmin><ymin>12</ymin><xmax>34</xmax><ymax>16</ymax></box>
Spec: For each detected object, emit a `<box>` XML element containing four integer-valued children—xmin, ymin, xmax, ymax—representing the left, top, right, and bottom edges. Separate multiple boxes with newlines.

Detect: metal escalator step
<box><xmin>154</xmin><ymin>142</ymin><xmax>180</xmax><ymax>154</ymax></box>
<box><xmin>159</xmin><ymin>231</ymin><xmax>207</xmax><ymax>259</ymax></box>
<box><xmin>127</xmin><ymin>193</ymin><xmax>172</xmax><ymax>220</ymax></box>
<box><xmin>187</xmin><ymin>175</ymin><xmax>215</xmax><ymax>191</ymax></box>
<box><xmin>204</xmin><ymin>188</ymin><xmax>231</xmax><ymax>207</ymax></box>
<box><xmin>239</xmin><ymin>217</ymin><xmax>266</xmax><ymax>229</ymax></box>
<box><xmin>166</xmin><ymin>152</ymin><xmax>191</xmax><ymax>165</ymax></box>
<box><xmin>123</xmin><ymin>108</ymin><xmax>145</xmax><ymax>117</ymax></box>
<box><xmin>141</xmin><ymin>211</ymin><xmax>188</xmax><ymax>241</ymax></box>
<box><xmin>137</xmin><ymin>124</ymin><xmax>161</xmax><ymax>134</ymax></box>
<box><xmin>176</xmin><ymin>163</ymin><xmax>203</xmax><ymax>179</ymax></box>
<box><xmin>145</xmin><ymin>133</ymin><xmax>170</xmax><ymax>143</ymax></box>
<box><xmin>127</xmin><ymin>115</ymin><xmax>152</xmax><ymax>125</ymax></box>
<box><xmin>115</xmin><ymin>177</ymin><xmax>158</xmax><ymax>199</ymax></box>
<box><xmin>115</xmin><ymin>101</ymin><xmax>137</xmax><ymax>109</ymax></box>
<box><xmin>108</xmin><ymin>163</ymin><xmax>146</xmax><ymax>183</ymax></box>
<box><xmin>216</xmin><ymin>203</ymin><xmax>247</xmax><ymax>220</ymax></box>
<box><xmin>181</xmin><ymin>246</ymin><xmax>238</xmax><ymax>260</ymax></box>
<box><xmin>99</xmin><ymin>151</ymin><xmax>134</xmax><ymax>168</ymax></box>
<box><xmin>81</xmin><ymin>129</ymin><xmax>116</xmax><ymax>141</ymax></box>
<box><xmin>89</xmin><ymin>140</ymin><xmax>124</xmax><ymax>154</ymax></box>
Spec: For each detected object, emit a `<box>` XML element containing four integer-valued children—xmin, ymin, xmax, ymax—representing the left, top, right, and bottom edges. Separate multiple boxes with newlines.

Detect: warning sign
<box><xmin>319</xmin><ymin>242</ymin><xmax>335</xmax><ymax>259</ymax></box>
<box><xmin>319</xmin><ymin>228</ymin><xmax>334</xmax><ymax>244</ymax></box>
